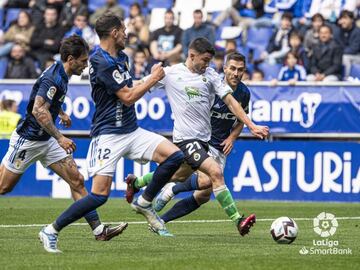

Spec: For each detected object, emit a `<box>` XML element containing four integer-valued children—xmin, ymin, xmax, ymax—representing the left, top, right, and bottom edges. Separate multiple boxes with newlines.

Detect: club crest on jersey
<box><xmin>112</xmin><ymin>70</ymin><xmax>124</xmax><ymax>84</ymax></box>
<box><xmin>47</xmin><ymin>86</ymin><xmax>57</xmax><ymax>100</ymax></box>
<box><xmin>185</xmin><ymin>86</ymin><xmax>200</xmax><ymax>100</ymax></box>
<box><xmin>202</xmin><ymin>77</ymin><xmax>207</xmax><ymax>82</ymax></box>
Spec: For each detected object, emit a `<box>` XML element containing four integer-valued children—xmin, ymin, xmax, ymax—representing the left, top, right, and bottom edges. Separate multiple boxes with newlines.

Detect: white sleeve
<box><xmin>208</xmin><ymin>68</ymin><xmax>232</xmax><ymax>99</ymax></box>
<box><xmin>142</xmin><ymin>66</ymin><xmax>171</xmax><ymax>89</ymax></box>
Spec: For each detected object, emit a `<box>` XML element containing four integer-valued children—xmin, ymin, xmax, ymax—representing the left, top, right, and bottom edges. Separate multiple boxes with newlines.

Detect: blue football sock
<box><xmin>143</xmin><ymin>151</ymin><xmax>184</xmax><ymax>201</ymax></box>
<box><xmin>84</xmin><ymin>210</ymin><xmax>101</xmax><ymax>230</ymax></box>
<box><xmin>161</xmin><ymin>195</ymin><xmax>200</xmax><ymax>223</ymax></box>
<box><xmin>53</xmin><ymin>193</ymin><xmax>108</xmax><ymax>232</ymax></box>
<box><xmin>172</xmin><ymin>173</ymin><xmax>199</xmax><ymax>195</ymax></box>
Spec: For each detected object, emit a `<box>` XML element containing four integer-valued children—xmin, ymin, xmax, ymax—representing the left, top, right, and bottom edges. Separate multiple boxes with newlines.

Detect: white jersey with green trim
<box><xmin>155</xmin><ymin>63</ymin><xmax>232</xmax><ymax>143</ymax></box>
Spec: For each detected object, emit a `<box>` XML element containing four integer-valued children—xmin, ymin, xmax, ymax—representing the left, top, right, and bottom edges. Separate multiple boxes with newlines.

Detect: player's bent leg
<box><xmin>0</xmin><ymin>164</ymin><xmax>22</xmax><ymax>195</ymax></box>
<box><xmin>199</xmin><ymin>157</ymin><xmax>256</xmax><ymax>236</ymax></box>
<box><xmin>161</xmin><ymin>188</ymin><xmax>212</xmax><ymax>223</ymax></box>
<box><xmin>48</xmin><ymin>156</ymin><xmax>87</xmax><ymax>199</ymax></box>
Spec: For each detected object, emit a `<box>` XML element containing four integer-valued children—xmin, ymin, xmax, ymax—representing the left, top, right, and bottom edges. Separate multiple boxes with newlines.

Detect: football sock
<box><xmin>213</xmin><ymin>185</ymin><xmax>242</xmax><ymax>223</ymax></box>
<box><xmin>53</xmin><ymin>193</ymin><xmax>108</xmax><ymax>232</ymax></box>
<box><xmin>142</xmin><ymin>151</ymin><xmax>184</xmax><ymax>201</ymax></box>
<box><xmin>172</xmin><ymin>173</ymin><xmax>199</xmax><ymax>195</ymax></box>
<box><xmin>84</xmin><ymin>210</ymin><xmax>102</xmax><ymax>231</ymax></box>
<box><xmin>134</xmin><ymin>172</ymin><xmax>154</xmax><ymax>189</ymax></box>
<box><xmin>161</xmin><ymin>194</ymin><xmax>200</xmax><ymax>223</ymax></box>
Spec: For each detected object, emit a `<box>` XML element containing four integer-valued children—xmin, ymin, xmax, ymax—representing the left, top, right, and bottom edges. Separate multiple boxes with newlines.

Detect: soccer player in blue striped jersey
<box><xmin>0</xmin><ymin>36</ymin><xmax>125</xmax><ymax>254</ymax></box>
<box><xmin>40</xmin><ymin>14</ymin><xmax>184</xmax><ymax>252</ymax></box>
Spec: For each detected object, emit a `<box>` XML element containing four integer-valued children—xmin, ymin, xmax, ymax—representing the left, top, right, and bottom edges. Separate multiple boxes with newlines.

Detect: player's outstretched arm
<box><xmin>32</xmin><ymin>96</ymin><xmax>76</xmax><ymax>154</ymax></box>
<box><xmin>221</xmin><ymin>122</ymin><xmax>244</xmax><ymax>156</ymax></box>
<box><xmin>222</xmin><ymin>94</ymin><xmax>269</xmax><ymax>140</ymax></box>
<box><xmin>115</xmin><ymin>63</ymin><xmax>165</xmax><ymax>106</ymax></box>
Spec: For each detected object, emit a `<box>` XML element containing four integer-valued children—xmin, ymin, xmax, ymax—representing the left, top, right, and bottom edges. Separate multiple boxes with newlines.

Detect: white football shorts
<box><xmin>86</xmin><ymin>127</ymin><xmax>167</xmax><ymax>177</ymax></box>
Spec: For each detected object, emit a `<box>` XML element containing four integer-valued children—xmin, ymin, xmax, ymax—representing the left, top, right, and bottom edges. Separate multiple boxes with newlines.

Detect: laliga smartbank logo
<box><xmin>299</xmin><ymin>212</ymin><xmax>352</xmax><ymax>256</ymax></box>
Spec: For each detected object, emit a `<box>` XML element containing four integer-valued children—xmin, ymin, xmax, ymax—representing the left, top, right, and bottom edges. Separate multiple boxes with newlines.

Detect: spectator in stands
<box><xmin>124</xmin><ymin>2</ymin><xmax>143</xmax><ymax>30</ymax></box>
<box><xmin>335</xmin><ymin>10</ymin><xmax>360</xmax><ymax>79</ymax></box>
<box><xmin>259</xmin><ymin>12</ymin><xmax>293</xmax><ymax>64</ymax></box>
<box><xmin>277</xmin><ymin>52</ymin><xmax>307</xmax><ymax>84</ymax></box>
<box><xmin>211</xmin><ymin>51</ymin><xmax>225</xmax><ymax>77</ymax></box>
<box><xmin>127</xmin><ymin>15</ymin><xmax>150</xmax><ymax>46</ymax></box>
<box><xmin>130</xmin><ymin>49</ymin><xmax>151</xmax><ymax>80</ymax></box>
<box><xmin>288</xmin><ymin>31</ymin><xmax>308</xmax><ymax>70</ymax></box>
<box><xmin>182</xmin><ymin>9</ymin><xmax>215</xmax><ymax>56</ymax></box>
<box><xmin>306</xmin><ymin>0</ymin><xmax>356</xmax><ymax>23</ymax></box>
<box><xmin>303</xmin><ymin>13</ymin><xmax>324</xmax><ymax>58</ymax></box>
<box><xmin>89</xmin><ymin>0</ymin><xmax>124</xmax><ymax>26</ymax></box>
<box><xmin>251</xmin><ymin>69</ymin><xmax>264</xmax><ymax>81</ymax></box>
<box><xmin>213</xmin><ymin>0</ymin><xmax>265</xmax><ymax>43</ymax></box>
<box><xmin>59</xmin><ymin>0</ymin><xmax>88</xmax><ymax>30</ymax></box>
<box><xmin>29</xmin><ymin>6</ymin><xmax>65</xmax><ymax>70</ymax></box>
<box><xmin>225</xmin><ymin>39</ymin><xmax>237</xmax><ymax>53</ymax></box>
<box><xmin>4</xmin><ymin>44</ymin><xmax>38</xmax><ymax>79</ymax></box>
<box><xmin>307</xmin><ymin>25</ymin><xmax>342</xmax><ymax>81</ymax></box>
<box><xmin>0</xmin><ymin>10</ymin><xmax>34</xmax><ymax>57</ymax></box>
<box><xmin>65</xmin><ymin>13</ymin><xmax>99</xmax><ymax>51</ymax></box>
<box><xmin>0</xmin><ymin>99</ymin><xmax>21</xmax><ymax>139</ymax></box>
<box><xmin>28</xmin><ymin>0</ymin><xmax>65</xmax><ymax>25</ymax></box>
<box><xmin>149</xmin><ymin>9</ymin><xmax>182</xmax><ymax>65</ymax></box>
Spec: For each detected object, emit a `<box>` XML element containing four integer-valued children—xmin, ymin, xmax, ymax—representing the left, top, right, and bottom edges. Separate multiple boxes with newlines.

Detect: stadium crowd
<box><xmin>0</xmin><ymin>0</ymin><xmax>360</xmax><ymax>82</ymax></box>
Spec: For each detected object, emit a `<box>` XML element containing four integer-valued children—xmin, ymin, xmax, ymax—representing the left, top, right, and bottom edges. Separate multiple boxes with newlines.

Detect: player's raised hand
<box><xmin>249</xmin><ymin>125</ymin><xmax>269</xmax><ymax>140</ymax></box>
<box><xmin>58</xmin><ymin>136</ymin><xmax>76</xmax><ymax>154</ymax></box>
<box><xmin>150</xmin><ymin>62</ymin><xmax>165</xmax><ymax>81</ymax></box>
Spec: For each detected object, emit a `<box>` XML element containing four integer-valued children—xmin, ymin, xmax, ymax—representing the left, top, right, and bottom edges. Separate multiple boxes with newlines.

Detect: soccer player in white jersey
<box><xmin>126</xmin><ymin>38</ymin><xmax>269</xmax><ymax>236</ymax></box>
<box><xmin>39</xmin><ymin>14</ymin><xmax>184</xmax><ymax>253</ymax></box>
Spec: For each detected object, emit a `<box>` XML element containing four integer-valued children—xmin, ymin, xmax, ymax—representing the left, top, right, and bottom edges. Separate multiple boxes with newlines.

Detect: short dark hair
<box><xmin>60</xmin><ymin>35</ymin><xmax>89</xmax><ymax>62</ymax></box>
<box><xmin>189</xmin><ymin>37</ymin><xmax>215</xmax><ymax>55</ymax></box>
<box><xmin>0</xmin><ymin>99</ymin><xmax>16</xmax><ymax>111</ymax></box>
<box><xmin>95</xmin><ymin>13</ymin><xmax>123</xmax><ymax>39</ymax></box>
<box><xmin>252</xmin><ymin>69</ymin><xmax>264</xmax><ymax>78</ymax></box>
<box><xmin>225</xmin><ymin>52</ymin><xmax>246</xmax><ymax>65</ymax></box>
<box><xmin>339</xmin><ymin>10</ymin><xmax>354</xmax><ymax>20</ymax></box>
<box><xmin>165</xmin><ymin>9</ymin><xmax>174</xmax><ymax>16</ymax></box>
<box><xmin>320</xmin><ymin>24</ymin><xmax>333</xmax><ymax>33</ymax></box>
<box><xmin>281</xmin><ymin>12</ymin><xmax>293</xmax><ymax>21</ymax></box>
<box><xmin>193</xmin><ymin>9</ymin><xmax>203</xmax><ymax>15</ymax></box>
<box><xmin>289</xmin><ymin>31</ymin><xmax>303</xmax><ymax>41</ymax></box>
<box><xmin>312</xmin><ymin>13</ymin><xmax>324</xmax><ymax>22</ymax></box>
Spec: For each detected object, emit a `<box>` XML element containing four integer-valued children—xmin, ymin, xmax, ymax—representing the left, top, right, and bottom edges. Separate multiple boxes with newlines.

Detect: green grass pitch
<box><xmin>0</xmin><ymin>197</ymin><xmax>359</xmax><ymax>270</ymax></box>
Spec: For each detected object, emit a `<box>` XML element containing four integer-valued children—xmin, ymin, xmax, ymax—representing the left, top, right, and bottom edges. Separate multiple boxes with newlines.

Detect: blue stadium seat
<box><xmin>0</xmin><ymin>57</ymin><xmax>8</xmax><ymax>79</ymax></box>
<box><xmin>147</xmin><ymin>0</ymin><xmax>173</xmax><ymax>9</ymax></box>
<box><xmin>4</xmin><ymin>8</ymin><xmax>21</xmax><ymax>30</ymax></box>
<box><xmin>0</xmin><ymin>8</ymin><xmax>4</xmax><ymax>29</ymax></box>
<box><xmin>89</xmin><ymin>0</ymin><xmax>106</xmax><ymax>12</ymax></box>
<box><xmin>258</xmin><ymin>62</ymin><xmax>282</xmax><ymax>80</ymax></box>
<box><xmin>349</xmin><ymin>64</ymin><xmax>360</xmax><ymax>79</ymax></box>
<box><xmin>246</xmin><ymin>27</ymin><xmax>273</xmax><ymax>51</ymax></box>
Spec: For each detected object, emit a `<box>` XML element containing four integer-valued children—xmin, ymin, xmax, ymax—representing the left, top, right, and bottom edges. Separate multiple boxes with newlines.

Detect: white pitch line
<box><xmin>0</xmin><ymin>216</ymin><xmax>359</xmax><ymax>228</ymax></box>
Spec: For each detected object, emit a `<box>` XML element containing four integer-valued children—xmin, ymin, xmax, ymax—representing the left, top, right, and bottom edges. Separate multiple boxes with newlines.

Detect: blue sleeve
<box><xmin>98</xmin><ymin>63</ymin><xmax>128</xmax><ymax>95</ymax></box>
<box><xmin>36</xmin><ymin>77</ymin><xmax>58</xmax><ymax>105</ymax></box>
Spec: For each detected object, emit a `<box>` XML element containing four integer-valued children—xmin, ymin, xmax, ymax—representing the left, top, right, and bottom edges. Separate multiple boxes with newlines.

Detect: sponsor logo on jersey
<box><xmin>112</xmin><ymin>70</ymin><xmax>124</xmax><ymax>84</ymax></box>
<box><xmin>211</xmin><ymin>111</ymin><xmax>236</xmax><ymax>120</ymax></box>
<box><xmin>47</xmin><ymin>86</ymin><xmax>57</xmax><ymax>100</ymax></box>
<box><xmin>185</xmin><ymin>86</ymin><xmax>200</xmax><ymax>100</ymax></box>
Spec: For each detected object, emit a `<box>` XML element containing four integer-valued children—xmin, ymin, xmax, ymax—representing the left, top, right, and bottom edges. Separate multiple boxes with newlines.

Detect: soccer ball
<box><xmin>270</xmin><ymin>217</ymin><xmax>298</xmax><ymax>244</ymax></box>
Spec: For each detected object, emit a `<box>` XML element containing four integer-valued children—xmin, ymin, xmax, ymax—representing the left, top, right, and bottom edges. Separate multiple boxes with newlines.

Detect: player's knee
<box><xmin>195</xmin><ymin>192</ymin><xmax>211</xmax><ymax>205</ymax></box>
<box><xmin>71</xmin><ymin>173</ymin><xmax>85</xmax><ymax>193</ymax></box>
<box><xmin>165</xmin><ymin>151</ymin><xmax>184</xmax><ymax>167</ymax></box>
